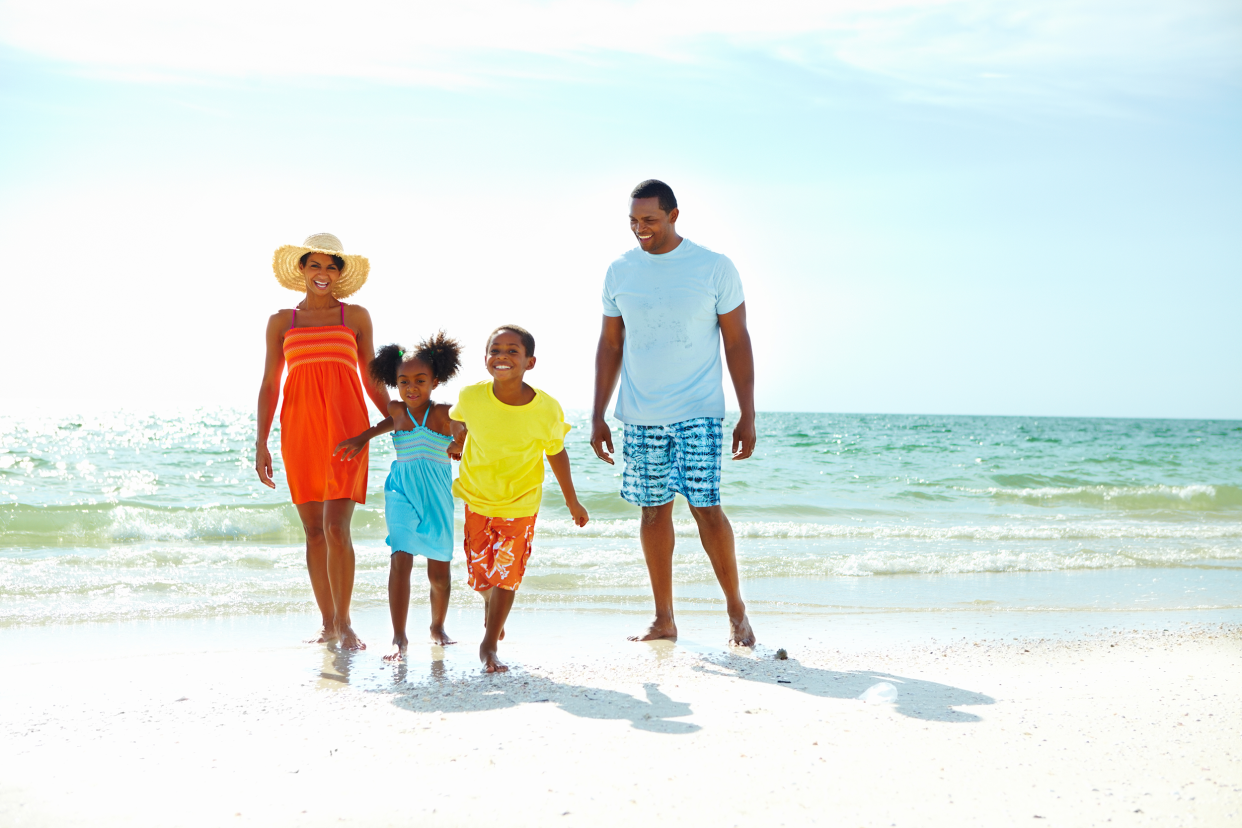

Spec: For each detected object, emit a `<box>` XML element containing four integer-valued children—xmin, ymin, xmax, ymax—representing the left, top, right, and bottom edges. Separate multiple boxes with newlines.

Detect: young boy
<box><xmin>447</xmin><ymin>324</ymin><xmax>589</xmax><ymax>673</ymax></box>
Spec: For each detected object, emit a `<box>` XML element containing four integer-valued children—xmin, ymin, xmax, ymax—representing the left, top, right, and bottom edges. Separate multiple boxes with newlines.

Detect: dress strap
<box><xmin>340</xmin><ymin>303</ymin><xmax>345</xmax><ymax>326</ymax></box>
<box><xmin>420</xmin><ymin>405</ymin><xmax>432</xmax><ymax>428</ymax></box>
<box><xmin>290</xmin><ymin>308</ymin><xmax>297</xmax><ymax>328</ymax></box>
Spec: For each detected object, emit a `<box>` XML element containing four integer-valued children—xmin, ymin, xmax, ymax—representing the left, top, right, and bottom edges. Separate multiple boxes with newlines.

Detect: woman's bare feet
<box><xmin>480</xmin><ymin>643</ymin><xmax>508</xmax><ymax>673</ymax></box>
<box><xmin>383</xmin><ymin>635</ymin><xmax>408</xmax><ymax>662</ymax></box>
<box><xmin>629</xmin><ymin>618</ymin><xmax>678</xmax><ymax>642</ymax></box>
<box><xmin>337</xmin><ymin>624</ymin><xmax>366</xmax><ymax>651</ymax></box>
<box><xmin>430</xmin><ymin>625</ymin><xmax>456</xmax><ymax>646</ymax></box>
<box><xmin>729</xmin><ymin>612</ymin><xmax>756</xmax><ymax>647</ymax></box>
<box><xmin>305</xmin><ymin>625</ymin><xmax>339</xmax><ymax>645</ymax></box>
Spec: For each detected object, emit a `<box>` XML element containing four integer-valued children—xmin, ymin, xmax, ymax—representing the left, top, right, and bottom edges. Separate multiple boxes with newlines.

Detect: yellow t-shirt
<box><xmin>449</xmin><ymin>381</ymin><xmax>571</xmax><ymax>518</ymax></box>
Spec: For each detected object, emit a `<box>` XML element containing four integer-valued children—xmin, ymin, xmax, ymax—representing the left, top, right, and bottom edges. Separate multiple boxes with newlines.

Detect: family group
<box><xmin>254</xmin><ymin>180</ymin><xmax>758</xmax><ymax>673</ymax></box>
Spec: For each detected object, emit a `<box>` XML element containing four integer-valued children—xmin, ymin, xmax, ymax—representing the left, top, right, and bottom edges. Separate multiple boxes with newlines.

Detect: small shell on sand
<box><xmin>775</xmin><ymin>648</ymin><xmax>788</xmax><ymax>660</ymax></box>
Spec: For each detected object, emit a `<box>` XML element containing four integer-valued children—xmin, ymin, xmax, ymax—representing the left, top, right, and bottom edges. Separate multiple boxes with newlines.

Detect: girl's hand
<box><xmin>334</xmin><ymin>435</ymin><xmax>369</xmax><ymax>462</ymax></box>
<box><xmin>255</xmin><ymin>444</ymin><xmax>276</xmax><ymax>489</ymax></box>
<box><xmin>446</xmin><ymin>439</ymin><xmax>463</xmax><ymax>461</ymax></box>
<box><xmin>567</xmin><ymin>498</ymin><xmax>589</xmax><ymax>528</ymax></box>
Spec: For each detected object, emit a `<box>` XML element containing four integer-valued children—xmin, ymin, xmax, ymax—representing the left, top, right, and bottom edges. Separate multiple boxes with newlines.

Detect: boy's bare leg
<box><xmin>479</xmin><ymin>586</ymin><xmax>516</xmax><ymax>673</ymax></box>
<box><xmin>295</xmin><ymin>501</ymin><xmax>337</xmax><ymax>644</ymax></box>
<box><xmin>630</xmin><ymin>501</ymin><xmax>678</xmax><ymax>641</ymax></box>
<box><xmin>426</xmin><ymin>559</ymin><xmax>455</xmax><ymax>645</ymax></box>
<box><xmin>480</xmin><ymin>589</ymin><xmax>506</xmax><ymax>640</ymax></box>
<box><xmin>384</xmin><ymin>552</ymin><xmax>414</xmax><ymax>662</ymax></box>
<box><xmin>324</xmin><ymin>498</ymin><xmax>365</xmax><ymax>650</ymax></box>
<box><xmin>688</xmin><ymin>504</ymin><xmax>755</xmax><ymax>647</ymax></box>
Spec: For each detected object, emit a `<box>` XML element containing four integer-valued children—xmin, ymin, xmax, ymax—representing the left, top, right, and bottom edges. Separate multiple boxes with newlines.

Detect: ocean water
<box><xmin>2</xmin><ymin>409</ymin><xmax>1240</xmax><ymax>630</ymax></box>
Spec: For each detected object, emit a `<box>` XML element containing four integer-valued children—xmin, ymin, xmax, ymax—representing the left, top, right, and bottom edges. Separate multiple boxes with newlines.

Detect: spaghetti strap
<box><xmin>291</xmin><ymin>308</ymin><xmax>297</xmax><ymax>328</ymax></box>
<box><xmin>420</xmin><ymin>405</ymin><xmax>432</xmax><ymax>428</ymax></box>
<box><xmin>340</xmin><ymin>303</ymin><xmax>345</xmax><ymax>326</ymax></box>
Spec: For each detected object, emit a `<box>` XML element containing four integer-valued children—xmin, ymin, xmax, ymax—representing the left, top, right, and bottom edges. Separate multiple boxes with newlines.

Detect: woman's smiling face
<box><xmin>300</xmin><ymin>252</ymin><xmax>342</xmax><ymax>296</ymax></box>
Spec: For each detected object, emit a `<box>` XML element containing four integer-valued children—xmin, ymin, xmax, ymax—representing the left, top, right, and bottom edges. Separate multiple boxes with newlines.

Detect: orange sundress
<box><xmin>279</xmin><ymin>305</ymin><xmax>370</xmax><ymax>505</ymax></box>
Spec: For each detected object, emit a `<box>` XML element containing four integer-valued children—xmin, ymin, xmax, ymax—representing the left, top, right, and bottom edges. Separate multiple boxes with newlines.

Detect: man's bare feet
<box><xmin>628</xmin><ymin>619</ymin><xmax>678</xmax><ymax>642</ymax></box>
<box><xmin>480</xmin><ymin>644</ymin><xmax>508</xmax><ymax>673</ymax></box>
<box><xmin>729</xmin><ymin>613</ymin><xmax>756</xmax><ymax>647</ymax></box>
<box><xmin>430</xmin><ymin>626</ymin><xmax>456</xmax><ymax>646</ymax></box>
<box><xmin>305</xmin><ymin>625</ymin><xmax>338</xmax><ymax>645</ymax></box>
<box><xmin>383</xmin><ymin>636</ymin><xmax>408</xmax><ymax>663</ymax></box>
<box><xmin>337</xmin><ymin>624</ymin><xmax>366</xmax><ymax>651</ymax></box>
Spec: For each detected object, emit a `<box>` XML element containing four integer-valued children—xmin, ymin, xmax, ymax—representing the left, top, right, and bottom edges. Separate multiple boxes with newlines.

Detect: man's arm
<box><xmin>719</xmin><ymin>302</ymin><xmax>756</xmax><ymax>460</ymax></box>
<box><xmin>590</xmin><ymin>315</ymin><xmax>626</xmax><ymax>464</ymax></box>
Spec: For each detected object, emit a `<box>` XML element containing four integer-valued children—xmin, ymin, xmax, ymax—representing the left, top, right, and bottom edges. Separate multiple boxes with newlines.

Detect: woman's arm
<box><xmin>348</xmin><ymin>304</ymin><xmax>393</xmax><ymax>417</ymax></box>
<box><xmin>547</xmin><ymin>448</ymin><xmax>588</xmax><ymax>527</ymax></box>
<box><xmin>333</xmin><ymin>417</ymin><xmax>397</xmax><ymax>461</ymax></box>
<box><xmin>255</xmin><ymin>311</ymin><xmax>290</xmax><ymax>489</ymax></box>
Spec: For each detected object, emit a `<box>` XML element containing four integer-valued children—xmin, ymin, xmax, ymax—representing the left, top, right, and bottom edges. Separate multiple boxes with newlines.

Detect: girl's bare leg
<box><xmin>323</xmin><ymin>498</ymin><xmax>364</xmax><ymax>650</ymax></box>
<box><xmin>427</xmin><ymin>559</ymin><xmax>455</xmax><ymax>645</ymax></box>
<box><xmin>295</xmin><ymin>501</ymin><xmax>336</xmax><ymax>643</ymax></box>
<box><xmin>384</xmin><ymin>552</ymin><xmax>414</xmax><ymax>662</ymax></box>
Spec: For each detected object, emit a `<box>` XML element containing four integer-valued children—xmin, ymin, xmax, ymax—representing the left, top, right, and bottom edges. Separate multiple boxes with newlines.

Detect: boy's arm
<box><xmin>333</xmin><ymin>417</ymin><xmax>396</xmax><ymax>461</ymax></box>
<box><xmin>719</xmin><ymin>302</ymin><xmax>756</xmax><ymax>460</ymax></box>
<box><xmin>546</xmin><ymin>448</ymin><xmax>589</xmax><ymax>527</ymax></box>
<box><xmin>446</xmin><ymin>419</ymin><xmax>467</xmax><ymax>461</ymax></box>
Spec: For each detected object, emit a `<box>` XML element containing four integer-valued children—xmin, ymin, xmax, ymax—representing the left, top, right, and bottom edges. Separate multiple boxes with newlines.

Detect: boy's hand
<box><xmin>590</xmin><ymin>418</ymin><xmax>615</xmax><ymax>465</ymax></box>
<box><xmin>334</xmin><ymin>435</ymin><xmax>369</xmax><ymax>462</ymax></box>
<box><xmin>446</xmin><ymin>439</ymin><xmax>463</xmax><ymax>461</ymax></box>
<box><xmin>567</xmin><ymin>498</ymin><xmax>589</xmax><ymax>528</ymax></box>
<box><xmin>388</xmin><ymin>399</ymin><xmax>415</xmax><ymax>432</ymax></box>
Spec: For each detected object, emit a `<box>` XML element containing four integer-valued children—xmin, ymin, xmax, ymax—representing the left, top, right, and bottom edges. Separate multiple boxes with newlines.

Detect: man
<box><xmin>590</xmin><ymin>179</ymin><xmax>757</xmax><ymax>647</ymax></box>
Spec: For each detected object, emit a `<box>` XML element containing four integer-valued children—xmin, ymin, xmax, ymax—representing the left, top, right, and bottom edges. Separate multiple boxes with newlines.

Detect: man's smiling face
<box><xmin>629</xmin><ymin>197</ymin><xmax>680</xmax><ymax>254</ymax></box>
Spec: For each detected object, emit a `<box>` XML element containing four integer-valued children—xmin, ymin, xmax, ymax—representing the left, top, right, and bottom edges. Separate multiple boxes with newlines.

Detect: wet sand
<box><xmin>2</xmin><ymin>611</ymin><xmax>1239</xmax><ymax>827</ymax></box>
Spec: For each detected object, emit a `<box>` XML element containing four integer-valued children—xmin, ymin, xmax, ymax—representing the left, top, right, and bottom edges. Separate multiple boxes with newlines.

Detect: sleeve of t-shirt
<box><xmin>601</xmin><ymin>265</ymin><xmax>622</xmax><ymax>318</ymax></box>
<box><xmin>543</xmin><ymin>398</ymin><xmax>571</xmax><ymax>455</ymax></box>
<box><xmin>714</xmin><ymin>255</ymin><xmax>745</xmax><ymax>315</ymax></box>
<box><xmin>448</xmin><ymin>385</ymin><xmax>473</xmax><ymax>422</ymax></box>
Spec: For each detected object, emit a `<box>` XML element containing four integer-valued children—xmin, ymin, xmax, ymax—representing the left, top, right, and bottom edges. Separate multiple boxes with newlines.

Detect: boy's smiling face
<box><xmin>486</xmin><ymin>330</ymin><xmax>535</xmax><ymax>383</ymax></box>
<box><xmin>396</xmin><ymin>357</ymin><xmax>438</xmax><ymax>410</ymax></box>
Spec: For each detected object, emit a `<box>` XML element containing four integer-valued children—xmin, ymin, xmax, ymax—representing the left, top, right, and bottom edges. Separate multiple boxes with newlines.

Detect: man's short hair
<box><xmin>630</xmin><ymin>179</ymin><xmax>677</xmax><ymax>214</ymax></box>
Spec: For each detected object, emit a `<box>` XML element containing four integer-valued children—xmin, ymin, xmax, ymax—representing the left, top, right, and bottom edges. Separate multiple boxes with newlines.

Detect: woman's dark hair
<box><xmin>488</xmin><ymin>324</ymin><xmax>536</xmax><ymax>358</ymax></box>
<box><xmin>370</xmin><ymin>332</ymin><xmax>462</xmax><ymax>388</ymax></box>
<box><xmin>299</xmin><ymin>251</ymin><xmax>346</xmax><ymax>270</ymax></box>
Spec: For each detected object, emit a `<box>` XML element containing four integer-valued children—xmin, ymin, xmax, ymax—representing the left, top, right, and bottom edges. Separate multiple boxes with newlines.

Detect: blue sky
<box><xmin>1</xmin><ymin>0</ymin><xmax>1239</xmax><ymax>418</ymax></box>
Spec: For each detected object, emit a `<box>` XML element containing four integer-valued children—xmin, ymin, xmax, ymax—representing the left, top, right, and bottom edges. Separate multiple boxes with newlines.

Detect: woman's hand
<box><xmin>567</xmin><ymin>497</ymin><xmax>589</xmax><ymax>528</ymax></box>
<box><xmin>446</xmin><ymin>439</ymin><xmax>463</xmax><ymax>461</ymax></box>
<box><xmin>255</xmin><ymin>443</ymin><xmax>276</xmax><ymax>489</ymax></box>
<box><xmin>334</xmin><ymin>435</ymin><xmax>369</xmax><ymax>462</ymax></box>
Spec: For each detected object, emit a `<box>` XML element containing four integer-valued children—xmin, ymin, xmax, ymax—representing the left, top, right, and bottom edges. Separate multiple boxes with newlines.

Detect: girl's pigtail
<box><xmin>370</xmin><ymin>343</ymin><xmax>405</xmax><ymax>388</ymax></box>
<box><xmin>418</xmin><ymin>330</ymin><xmax>462</xmax><ymax>384</ymax></box>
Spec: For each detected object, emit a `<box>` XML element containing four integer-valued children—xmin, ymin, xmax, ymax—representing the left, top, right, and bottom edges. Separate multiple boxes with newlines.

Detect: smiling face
<box><xmin>630</xmin><ymin>197</ymin><xmax>680</xmax><ymax>254</ymax></box>
<box><xmin>396</xmin><ymin>357</ymin><xmax>439</xmax><ymax>410</ymax></box>
<box><xmin>486</xmin><ymin>330</ymin><xmax>535</xmax><ymax>384</ymax></box>
<box><xmin>299</xmin><ymin>252</ymin><xmax>342</xmax><ymax>297</ymax></box>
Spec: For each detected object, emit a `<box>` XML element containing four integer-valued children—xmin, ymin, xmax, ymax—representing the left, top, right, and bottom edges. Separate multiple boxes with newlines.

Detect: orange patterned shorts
<box><xmin>463</xmin><ymin>507</ymin><xmax>537</xmax><ymax>592</ymax></box>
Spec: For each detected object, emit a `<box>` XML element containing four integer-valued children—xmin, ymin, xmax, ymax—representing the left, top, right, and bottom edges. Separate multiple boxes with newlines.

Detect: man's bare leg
<box><xmin>688</xmin><ymin>504</ymin><xmax>755</xmax><ymax>647</ymax></box>
<box><xmin>295</xmin><ymin>501</ymin><xmax>337</xmax><ymax>644</ymax></box>
<box><xmin>479</xmin><ymin>586</ymin><xmax>515</xmax><ymax>673</ymax></box>
<box><xmin>630</xmin><ymin>501</ymin><xmax>678</xmax><ymax>642</ymax></box>
<box><xmin>427</xmin><ymin>559</ymin><xmax>455</xmax><ymax>645</ymax></box>
<box><xmin>324</xmin><ymin>498</ymin><xmax>365</xmax><ymax>650</ymax></box>
<box><xmin>384</xmin><ymin>552</ymin><xmax>414</xmax><ymax>662</ymax></box>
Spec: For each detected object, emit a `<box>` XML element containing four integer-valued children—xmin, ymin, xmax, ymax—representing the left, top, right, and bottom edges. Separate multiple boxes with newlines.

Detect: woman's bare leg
<box><xmin>323</xmin><ymin>498</ymin><xmax>364</xmax><ymax>650</ymax></box>
<box><xmin>427</xmin><ymin>559</ymin><xmax>455</xmax><ymax>645</ymax></box>
<box><xmin>384</xmin><ymin>552</ymin><xmax>413</xmax><ymax>662</ymax></box>
<box><xmin>295</xmin><ymin>501</ymin><xmax>336</xmax><ymax>643</ymax></box>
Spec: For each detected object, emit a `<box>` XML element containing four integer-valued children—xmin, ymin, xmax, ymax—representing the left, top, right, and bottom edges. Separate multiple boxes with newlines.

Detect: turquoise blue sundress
<box><xmin>383</xmin><ymin>405</ymin><xmax>454</xmax><ymax>561</ymax></box>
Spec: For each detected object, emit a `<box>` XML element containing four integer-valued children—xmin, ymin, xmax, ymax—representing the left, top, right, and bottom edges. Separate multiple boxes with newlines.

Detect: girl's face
<box><xmin>397</xmin><ymin>357</ymin><xmax>439</xmax><ymax>409</ymax></box>
<box><xmin>299</xmin><ymin>252</ymin><xmax>341</xmax><ymax>297</ymax></box>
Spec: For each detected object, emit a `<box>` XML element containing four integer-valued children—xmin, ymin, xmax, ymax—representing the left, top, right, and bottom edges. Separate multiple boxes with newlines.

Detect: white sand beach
<box><xmin>3</xmin><ymin>612</ymin><xmax>1238</xmax><ymax>827</ymax></box>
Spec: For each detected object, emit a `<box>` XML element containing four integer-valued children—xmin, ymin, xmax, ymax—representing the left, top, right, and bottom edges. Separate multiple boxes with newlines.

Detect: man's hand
<box><xmin>731</xmin><ymin>415</ymin><xmax>756</xmax><ymax>460</ymax></box>
<box><xmin>590</xmin><ymin>418</ymin><xmax>615</xmax><ymax>465</ymax></box>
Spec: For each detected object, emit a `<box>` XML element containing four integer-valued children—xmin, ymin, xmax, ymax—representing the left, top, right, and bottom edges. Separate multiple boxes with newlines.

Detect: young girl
<box><xmin>335</xmin><ymin>332</ymin><xmax>462</xmax><ymax>661</ymax></box>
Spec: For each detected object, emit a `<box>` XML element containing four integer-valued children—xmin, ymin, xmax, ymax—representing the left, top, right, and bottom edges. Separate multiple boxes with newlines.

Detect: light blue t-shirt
<box><xmin>602</xmin><ymin>238</ymin><xmax>745</xmax><ymax>426</ymax></box>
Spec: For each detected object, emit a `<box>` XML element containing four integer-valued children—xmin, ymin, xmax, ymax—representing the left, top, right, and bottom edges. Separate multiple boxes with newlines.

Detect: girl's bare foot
<box><xmin>728</xmin><ymin>613</ymin><xmax>756</xmax><ymax>647</ymax></box>
<box><xmin>629</xmin><ymin>619</ymin><xmax>677</xmax><ymax>642</ymax></box>
<box><xmin>430</xmin><ymin>626</ymin><xmax>456</xmax><ymax>646</ymax></box>
<box><xmin>337</xmin><ymin>624</ymin><xmax>366</xmax><ymax>651</ymax></box>
<box><xmin>305</xmin><ymin>625</ymin><xmax>339</xmax><ymax>645</ymax></box>
<box><xmin>480</xmin><ymin>643</ymin><xmax>508</xmax><ymax>673</ymax></box>
<box><xmin>383</xmin><ymin>635</ymin><xmax>409</xmax><ymax>662</ymax></box>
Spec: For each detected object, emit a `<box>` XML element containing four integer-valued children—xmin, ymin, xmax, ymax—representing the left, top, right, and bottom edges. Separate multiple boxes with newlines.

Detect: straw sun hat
<box><xmin>272</xmin><ymin>233</ymin><xmax>370</xmax><ymax>298</ymax></box>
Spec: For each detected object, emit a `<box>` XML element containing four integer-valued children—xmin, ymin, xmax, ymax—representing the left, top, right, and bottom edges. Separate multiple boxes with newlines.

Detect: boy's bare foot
<box><xmin>337</xmin><ymin>624</ymin><xmax>366</xmax><ymax>651</ymax></box>
<box><xmin>305</xmin><ymin>626</ymin><xmax>338</xmax><ymax>645</ymax></box>
<box><xmin>729</xmin><ymin>613</ymin><xmax>756</xmax><ymax>647</ymax></box>
<box><xmin>480</xmin><ymin>644</ymin><xmax>508</xmax><ymax>673</ymax></box>
<box><xmin>628</xmin><ymin>619</ymin><xmax>678</xmax><ymax>642</ymax></box>
<box><xmin>383</xmin><ymin>636</ymin><xmax>409</xmax><ymax>662</ymax></box>
<box><xmin>430</xmin><ymin>626</ymin><xmax>456</xmax><ymax>646</ymax></box>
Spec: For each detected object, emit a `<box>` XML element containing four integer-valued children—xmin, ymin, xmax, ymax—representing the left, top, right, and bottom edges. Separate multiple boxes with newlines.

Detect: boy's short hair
<box><xmin>630</xmin><ymin>179</ymin><xmax>677</xmax><ymax>214</ymax></box>
<box><xmin>488</xmin><ymin>324</ymin><xmax>536</xmax><ymax>357</ymax></box>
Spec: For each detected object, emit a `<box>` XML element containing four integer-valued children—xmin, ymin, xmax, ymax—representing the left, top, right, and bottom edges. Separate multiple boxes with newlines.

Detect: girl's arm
<box><xmin>334</xmin><ymin>417</ymin><xmax>397</xmax><ymax>461</ymax></box>
<box><xmin>547</xmin><ymin>448</ymin><xmax>589</xmax><ymax>527</ymax></box>
<box><xmin>348</xmin><ymin>304</ymin><xmax>394</xmax><ymax>417</ymax></box>
<box><xmin>255</xmin><ymin>311</ymin><xmax>290</xmax><ymax>489</ymax></box>
<box><xmin>446</xmin><ymin>419</ymin><xmax>467</xmax><ymax>461</ymax></box>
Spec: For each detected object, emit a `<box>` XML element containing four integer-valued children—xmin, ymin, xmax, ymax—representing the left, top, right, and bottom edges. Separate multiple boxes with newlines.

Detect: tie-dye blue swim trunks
<box><xmin>620</xmin><ymin>417</ymin><xmax>723</xmax><ymax>508</ymax></box>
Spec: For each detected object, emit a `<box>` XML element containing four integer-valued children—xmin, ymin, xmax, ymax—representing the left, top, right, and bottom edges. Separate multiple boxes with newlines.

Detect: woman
<box><xmin>255</xmin><ymin>232</ymin><xmax>392</xmax><ymax>650</ymax></box>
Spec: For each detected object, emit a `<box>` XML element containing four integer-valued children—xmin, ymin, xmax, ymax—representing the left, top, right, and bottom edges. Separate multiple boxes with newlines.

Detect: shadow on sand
<box><xmin>694</xmin><ymin>651</ymin><xmax>994</xmax><ymax>723</ymax></box>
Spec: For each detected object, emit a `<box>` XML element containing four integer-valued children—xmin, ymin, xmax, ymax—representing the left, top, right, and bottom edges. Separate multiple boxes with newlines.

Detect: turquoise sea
<box><xmin>2</xmin><ymin>410</ymin><xmax>1240</xmax><ymax>635</ymax></box>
